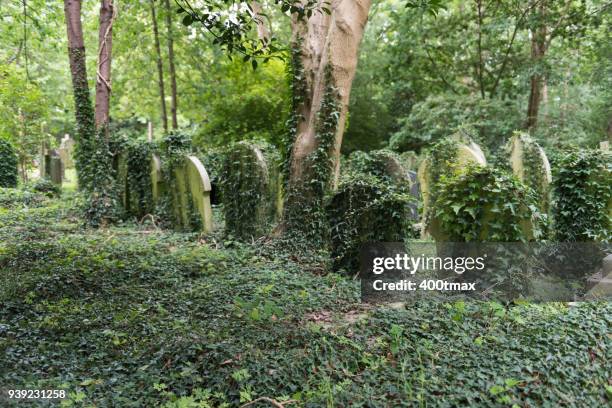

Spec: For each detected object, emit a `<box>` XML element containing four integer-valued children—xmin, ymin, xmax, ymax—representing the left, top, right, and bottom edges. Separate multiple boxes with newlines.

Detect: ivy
<box><xmin>434</xmin><ymin>164</ymin><xmax>545</xmax><ymax>242</ymax></box>
<box><xmin>281</xmin><ymin>37</ymin><xmax>306</xmax><ymax>189</ymax></box>
<box><xmin>222</xmin><ymin>141</ymin><xmax>279</xmax><ymax>240</ymax></box>
<box><xmin>327</xmin><ymin>173</ymin><xmax>413</xmax><ymax>274</ymax></box>
<box><xmin>0</xmin><ymin>139</ymin><xmax>18</xmax><ymax>187</ymax></box>
<box><xmin>552</xmin><ymin>149</ymin><xmax>611</xmax><ymax>242</ymax></box>
<box><xmin>284</xmin><ymin>66</ymin><xmax>339</xmax><ymax>243</ymax></box>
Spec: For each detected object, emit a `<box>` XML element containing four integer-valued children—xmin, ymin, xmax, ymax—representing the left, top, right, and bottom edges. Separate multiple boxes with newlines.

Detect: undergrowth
<box><xmin>0</xmin><ymin>193</ymin><xmax>610</xmax><ymax>407</ymax></box>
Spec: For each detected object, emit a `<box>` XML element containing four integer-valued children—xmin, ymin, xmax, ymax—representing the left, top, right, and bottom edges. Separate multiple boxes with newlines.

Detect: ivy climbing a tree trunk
<box><xmin>163</xmin><ymin>0</ymin><xmax>179</xmax><ymax>129</ymax></box>
<box><xmin>63</xmin><ymin>0</ymin><xmax>119</xmax><ymax>226</ymax></box>
<box><xmin>526</xmin><ymin>0</ymin><xmax>548</xmax><ymax>130</ymax></box>
<box><xmin>63</xmin><ymin>0</ymin><xmax>95</xmax><ymax>191</ymax></box>
<box><xmin>281</xmin><ymin>0</ymin><xmax>372</xmax><ymax>240</ymax></box>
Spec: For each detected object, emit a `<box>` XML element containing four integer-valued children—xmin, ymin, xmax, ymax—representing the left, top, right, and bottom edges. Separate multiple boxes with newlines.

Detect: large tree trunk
<box><xmin>282</xmin><ymin>0</ymin><xmax>372</xmax><ymax>238</ymax></box>
<box><xmin>64</xmin><ymin>0</ymin><xmax>95</xmax><ymax>190</ymax></box>
<box><xmin>525</xmin><ymin>1</ymin><xmax>548</xmax><ymax>130</ymax></box>
<box><xmin>163</xmin><ymin>0</ymin><xmax>178</xmax><ymax>129</ymax></box>
<box><xmin>95</xmin><ymin>0</ymin><xmax>114</xmax><ymax>134</ymax></box>
<box><xmin>150</xmin><ymin>0</ymin><xmax>168</xmax><ymax>133</ymax></box>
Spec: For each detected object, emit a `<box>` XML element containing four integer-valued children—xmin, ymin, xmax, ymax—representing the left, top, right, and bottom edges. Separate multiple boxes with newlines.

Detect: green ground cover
<box><xmin>0</xmin><ymin>190</ymin><xmax>610</xmax><ymax>407</ymax></box>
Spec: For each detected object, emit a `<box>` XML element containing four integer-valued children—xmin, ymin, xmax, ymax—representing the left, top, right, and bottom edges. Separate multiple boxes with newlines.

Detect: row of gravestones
<box><xmin>418</xmin><ymin>131</ymin><xmax>552</xmax><ymax>241</ymax></box>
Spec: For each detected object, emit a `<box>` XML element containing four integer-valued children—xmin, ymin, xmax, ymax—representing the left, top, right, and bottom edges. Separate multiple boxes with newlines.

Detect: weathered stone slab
<box><xmin>58</xmin><ymin>134</ymin><xmax>75</xmax><ymax>168</ymax></box>
<box><xmin>184</xmin><ymin>156</ymin><xmax>213</xmax><ymax>233</ymax></box>
<box><xmin>505</xmin><ymin>132</ymin><xmax>551</xmax><ymax>213</ymax></box>
<box><xmin>151</xmin><ymin>154</ymin><xmax>164</xmax><ymax>203</ymax></box>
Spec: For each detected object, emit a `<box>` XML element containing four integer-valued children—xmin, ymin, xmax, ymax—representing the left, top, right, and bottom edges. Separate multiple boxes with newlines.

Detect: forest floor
<box><xmin>0</xmin><ymin>189</ymin><xmax>610</xmax><ymax>407</ymax></box>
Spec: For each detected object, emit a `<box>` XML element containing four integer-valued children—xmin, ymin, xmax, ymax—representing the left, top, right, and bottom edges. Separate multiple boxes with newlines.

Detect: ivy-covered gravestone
<box><xmin>58</xmin><ymin>134</ymin><xmax>75</xmax><ymax>169</ymax></box>
<box><xmin>0</xmin><ymin>139</ymin><xmax>18</xmax><ymax>188</ymax></box>
<box><xmin>418</xmin><ymin>136</ymin><xmax>487</xmax><ymax>240</ymax></box>
<box><xmin>222</xmin><ymin>141</ymin><xmax>280</xmax><ymax>240</ymax></box>
<box><xmin>504</xmin><ymin>132</ymin><xmax>551</xmax><ymax>214</ymax></box>
<box><xmin>327</xmin><ymin>174</ymin><xmax>413</xmax><ymax>274</ymax></box>
<box><xmin>552</xmin><ymin>149</ymin><xmax>611</xmax><ymax>242</ymax></box>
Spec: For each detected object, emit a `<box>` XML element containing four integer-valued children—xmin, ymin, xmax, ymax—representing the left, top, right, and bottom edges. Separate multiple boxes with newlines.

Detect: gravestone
<box><xmin>223</xmin><ymin>142</ymin><xmax>279</xmax><ymax>240</ymax></box>
<box><xmin>505</xmin><ymin>132</ymin><xmax>551</xmax><ymax>213</ymax></box>
<box><xmin>58</xmin><ymin>134</ymin><xmax>75</xmax><ymax>168</ymax></box>
<box><xmin>184</xmin><ymin>156</ymin><xmax>213</xmax><ymax>233</ymax></box>
<box><xmin>418</xmin><ymin>136</ymin><xmax>487</xmax><ymax>240</ymax></box>
<box><xmin>40</xmin><ymin>143</ymin><xmax>63</xmax><ymax>186</ymax></box>
<box><xmin>150</xmin><ymin>154</ymin><xmax>164</xmax><ymax>204</ymax></box>
<box><xmin>116</xmin><ymin>152</ymin><xmax>129</xmax><ymax>209</ymax></box>
<box><xmin>167</xmin><ymin>155</ymin><xmax>213</xmax><ymax>233</ymax></box>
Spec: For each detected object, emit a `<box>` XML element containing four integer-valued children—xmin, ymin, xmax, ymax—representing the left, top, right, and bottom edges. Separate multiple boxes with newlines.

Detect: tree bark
<box><xmin>150</xmin><ymin>0</ymin><xmax>168</xmax><ymax>133</ymax></box>
<box><xmin>282</xmin><ymin>0</ymin><xmax>372</xmax><ymax>236</ymax></box>
<box><xmin>163</xmin><ymin>0</ymin><xmax>178</xmax><ymax>129</ymax></box>
<box><xmin>526</xmin><ymin>0</ymin><xmax>548</xmax><ymax>130</ymax></box>
<box><xmin>95</xmin><ymin>0</ymin><xmax>114</xmax><ymax>134</ymax></box>
<box><xmin>64</xmin><ymin>0</ymin><xmax>95</xmax><ymax>190</ymax></box>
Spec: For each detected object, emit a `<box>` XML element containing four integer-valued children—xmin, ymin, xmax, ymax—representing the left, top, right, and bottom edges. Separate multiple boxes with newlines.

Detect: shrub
<box><xmin>0</xmin><ymin>139</ymin><xmax>18</xmax><ymax>187</ymax></box>
<box><xmin>327</xmin><ymin>174</ymin><xmax>413</xmax><ymax>274</ymax></box>
<box><xmin>389</xmin><ymin>93</ymin><xmax>521</xmax><ymax>153</ymax></box>
<box><xmin>31</xmin><ymin>177</ymin><xmax>62</xmax><ymax>198</ymax></box>
<box><xmin>552</xmin><ymin>149</ymin><xmax>611</xmax><ymax>241</ymax></box>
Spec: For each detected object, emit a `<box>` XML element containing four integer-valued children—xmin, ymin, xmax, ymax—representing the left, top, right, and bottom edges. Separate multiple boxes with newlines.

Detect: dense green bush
<box><xmin>389</xmin><ymin>93</ymin><xmax>522</xmax><ymax>152</ymax></box>
<box><xmin>222</xmin><ymin>141</ymin><xmax>280</xmax><ymax>240</ymax></box>
<box><xmin>327</xmin><ymin>174</ymin><xmax>413</xmax><ymax>273</ymax></box>
<box><xmin>31</xmin><ymin>177</ymin><xmax>62</xmax><ymax>198</ymax></box>
<box><xmin>0</xmin><ymin>138</ymin><xmax>18</xmax><ymax>187</ymax></box>
<box><xmin>434</xmin><ymin>165</ymin><xmax>545</xmax><ymax>242</ymax></box>
<box><xmin>552</xmin><ymin>149</ymin><xmax>611</xmax><ymax>241</ymax></box>
<box><xmin>346</xmin><ymin>149</ymin><xmax>409</xmax><ymax>186</ymax></box>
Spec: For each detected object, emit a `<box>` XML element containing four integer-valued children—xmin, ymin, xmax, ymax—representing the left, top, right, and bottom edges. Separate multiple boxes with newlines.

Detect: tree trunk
<box><xmin>282</xmin><ymin>0</ymin><xmax>372</xmax><ymax>238</ymax></box>
<box><xmin>150</xmin><ymin>0</ymin><xmax>168</xmax><ymax>134</ymax></box>
<box><xmin>95</xmin><ymin>0</ymin><xmax>114</xmax><ymax>134</ymax></box>
<box><xmin>64</xmin><ymin>0</ymin><xmax>95</xmax><ymax>190</ymax></box>
<box><xmin>163</xmin><ymin>0</ymin><xmax>178</xmax><ymax>129</ymax></box>
<box><xmin>525</xmin><ymin>1</ymin><xmax>548</xmax><ymax>130</ymax></box>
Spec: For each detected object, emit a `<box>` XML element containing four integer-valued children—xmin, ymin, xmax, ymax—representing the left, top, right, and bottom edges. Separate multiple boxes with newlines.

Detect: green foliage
<box><xmin>434</xmin><ymin>164</ymin><xmax>545</xmax><ymax>242</ymax></box>
<box><xmin>0</xmin><ymin>195</ymin><xmax>610</xmax><ymax>407</ymax></box>
<box><xmin>110</xmin><ymin>123</ymin><xmax>156</xmax><ymax>219</ymax></box>
<box><xmin>0</xmin><ymin>63</ymin><xmax>50</xmax><ymax>174</ymax></box>
<box><xmin>30</xmin><ymin>177</ymin><xmax>62</xmax><ymax>198</ymax></box>
<box><xmin>390</xmin><ymin>93</ymin><xmax>522</xmax><ymax>152</ymax></box>
<box><xmin>156</xmin><ymin>132</ymin><xmax>202</xmax><ymax>231</ymax></box>
<box><xmin>327</xmin><ymin>174</ymin><xmax>413</xmax><ymax>274</ymax></box>
<box><xmin>552</xmin><ymin>149</ymin><xmax>611</xmax><ymax>241</ymax></box>
<box><xmin>192</xmin><ymin>59</ymin><xmax>289</xmax><ymax>148</ymax></box>
<box><xmin>222</xmin><ymin>141</ymin><xmax>279</xmax><ymax>240</ymax></box>
<box><xmin>0</xmin><ymin>139</ymin><xmax>18</xmax><ymax>187</ymax></box>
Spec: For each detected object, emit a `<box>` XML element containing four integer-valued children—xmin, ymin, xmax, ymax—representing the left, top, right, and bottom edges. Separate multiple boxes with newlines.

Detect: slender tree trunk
<box><xmin>282</xmin><ymin>0</ymin><xmax>372</xmax><ymax>237</ymax></box>
<box><xmin>95</xmin><ymin>0</ymin><xmax>114</xmax><ymax>134</ymax></box>
<box><xmin>64</xmin><ymin>0</ymin><xmax>95</xmax><ymax>190</ymax></box>
<box><xmin>163</xmin><ymin>0</ymin><xmax>178</xmax><ymax>129</ymax></box>
<box><xmin>150</xmin><ymin>0</ymin><xmax>168</xmax><ymax>133</ymax></box>
<box><xmin>476</xmin><ymin>0</ymin><xmax>485</xmax><ymax>99</ymax></box>
<box><xmin>526</xmin><ymin>1</ymin><xmax>548</xmax><ymax>130</ymax></box>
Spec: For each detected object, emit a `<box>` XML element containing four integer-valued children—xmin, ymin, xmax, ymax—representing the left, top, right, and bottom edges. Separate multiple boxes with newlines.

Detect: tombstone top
<box><xmin>186</xmin><ymin>156</ymin><xmax>212</xmax><ymax>192</ymax></box>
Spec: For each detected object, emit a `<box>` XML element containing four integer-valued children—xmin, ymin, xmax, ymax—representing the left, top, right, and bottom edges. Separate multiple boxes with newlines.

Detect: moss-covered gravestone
<box><xmin>418</xmin><ymin>136</ymin><xmax>487</xmax><ymax>240</ymax></box>
<box><xmin>400</xmin><ymin>151</ymin><xmax>420</xmax><ymax>171</ymax></box>
<box><xmin>151</xmin><ymin>154</ymin><xmax>164</xmax><ymax>203</ymax></box>
<box><xmin>327</xmin><ymin>175</ymin><xmax>412</xmax><ymax>273</ymax></box>
<box><xmin>223</xmin><ymin>141</ymin><xmax>280</xmax><ymax>240</ymax></box>
<box><xmin>58</xmin><ymin>134</ymin><xmax>75</xmax><ymax>169</ymax></box>
<box><xmin>168</xmin><ymin>155</ymin><xmax>213</xmax><ymax>233</ymax></box>
<box><xmin>504</xmin><ymin>132</ymin><xmax>551</xmax><ymax>213</ymax></box>
<box><xmin>0</xmin><ymin>139</ymin><xmax>18</xmax><ymax>188</ymax></box>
